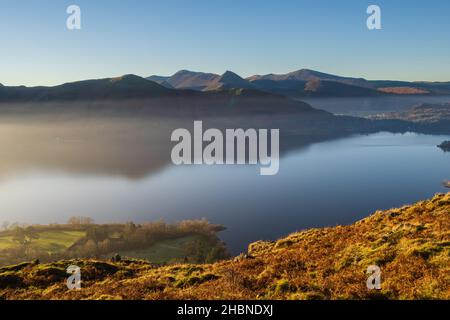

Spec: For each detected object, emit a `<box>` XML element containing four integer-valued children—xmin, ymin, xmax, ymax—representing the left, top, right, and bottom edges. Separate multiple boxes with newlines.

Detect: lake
<box><xmin>0</xmin><ymin>124</ymin><xmax>448</xmax><ymax>254</ymax></box>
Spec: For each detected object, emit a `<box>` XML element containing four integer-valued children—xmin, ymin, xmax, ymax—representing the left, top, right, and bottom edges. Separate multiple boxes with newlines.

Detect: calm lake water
<box><xmin>0</xmin><ymin>131</ymin><xmax>449</xmax><ymax>253</ymax></box>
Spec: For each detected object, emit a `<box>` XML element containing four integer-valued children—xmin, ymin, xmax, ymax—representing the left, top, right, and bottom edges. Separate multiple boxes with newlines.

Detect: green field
<box><xmin>116</xmin><ymin>235</ymin><xmax>211</xmax><ymax>264</ymax></box>
<box><xmin>0</xmin><ymin>220</ymin><xmax>227</xmax><ymax>266</ymax></box>
<box><xmin>0</xmin><ymin>230</ymin><xmax>216</xmax><ymax>264</ymax></box>
<box><xmin>0</xmin><ymin>230</ymin><xmax>85</xmax><ymax>253</ymax></box>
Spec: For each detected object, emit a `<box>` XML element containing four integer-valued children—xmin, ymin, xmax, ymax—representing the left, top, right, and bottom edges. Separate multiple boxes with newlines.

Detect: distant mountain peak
<box><xmin>147</xmin><ymin>70</ymin><xmax>220</xmax><ymax>90</ymax></box>
<box><xmin>173</xmin><ymin>69</ymin><xmax>198</xmax><ymax>76</ymax></box>
<box><xmin>204</xmin><ymin>70</ymin><xmax>254</xmax><ymax>91</ymax></box>
<box><xmin>219</xmin><ymin>70</ymin><xmax>246</xmax><ymax>82</ymax></box>
<box><xmin>110</xmin><ymin>74</ymin><xmax>146</xmax><ymax>83</ymax></box>
<box><xmin>171</xmin><ymin>70</ymin><xmax>219</xmax><ymax>78</ymax></box>
<box><xmin>247</xmin><ymin>68</ymin><xmax>366</xmax><ymax>82</ymax></box>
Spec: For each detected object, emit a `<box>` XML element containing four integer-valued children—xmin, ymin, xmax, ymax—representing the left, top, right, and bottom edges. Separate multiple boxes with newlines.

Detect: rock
<box><xmin>0</xmin><ymin>273</ymin><xmax>24</xmax><ymax>289</ymax></box>
<box><xmin>248</xmin><ymin>240</ymin><xmax>274</xmax><ymax>256</ymax></box>
<box><xmin>111</xmin><ymin>254</ymin><xmax>121</xmax><ymax>263</ymax></box>
<box><xmin>233</xmin><ymin>253</ymin><xmax>255</xmax><ymax>262</ymax></box>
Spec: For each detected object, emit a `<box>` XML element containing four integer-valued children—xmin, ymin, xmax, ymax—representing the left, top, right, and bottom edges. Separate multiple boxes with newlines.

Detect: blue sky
<box><xmin>1</xmin><ymin>0</ymin><xmax>450</xmax><ymax>86</ymax></box>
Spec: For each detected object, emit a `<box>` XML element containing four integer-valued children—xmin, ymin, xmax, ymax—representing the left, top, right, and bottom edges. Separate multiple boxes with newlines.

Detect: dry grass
<box><xmin>0</xmin><ymin>193</ymin><xmax>449</xmax><ymax>300</ymax></box>
<box><xmin>378</xmin><ymin>87</ymin><xmax>429</xmax><ymax>94</ymax></box>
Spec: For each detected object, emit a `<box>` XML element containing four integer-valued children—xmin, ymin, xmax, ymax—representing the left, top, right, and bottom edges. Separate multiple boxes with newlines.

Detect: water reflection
<box><xmin>0</xmin><ymin>110</ymin><xmax>448</xmax><ymax>253</ymax></box>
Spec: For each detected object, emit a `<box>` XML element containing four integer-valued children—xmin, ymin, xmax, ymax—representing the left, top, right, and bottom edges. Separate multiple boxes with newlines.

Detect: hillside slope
<box><xmin>0</xmin><ymin>75</ymin><xmax>172</xmax><ymax>102</ymax></box>
<box><xmin>247</xmin><ymin>69</ymin><xmax>450</xmax><ymax>96</ymax></box>
<box><xmin>369</xmin><ymin>103</ymin><xmax>450</xmax><ymax>134</ymax></box>
<box><xmin>370</xmin><ymin>103</ymin><xmax>450</xmax><ymax>123</ymax></box>
<box><xmin>147</xmin><ymin>70</ymin><xmax>220</xmax><ymax>91</ymax></box>
<box><xmin>0</xmin><ymin>193</ymin><xmax>448</xmax><ymax>300</ymax></box>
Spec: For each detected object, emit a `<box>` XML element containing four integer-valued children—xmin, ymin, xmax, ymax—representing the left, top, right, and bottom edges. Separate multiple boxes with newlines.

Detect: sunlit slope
<box><xmin>0</xmin><ymin>193</ymin><xmax>448</xmax><ymax>299</ymax></box>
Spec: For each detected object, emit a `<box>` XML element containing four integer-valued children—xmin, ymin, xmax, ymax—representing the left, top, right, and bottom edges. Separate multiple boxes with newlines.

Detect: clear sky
<box><xmin>1</xmin><ymin>0</ymin><xmax>450</xmax><ymax>86</ymax></box>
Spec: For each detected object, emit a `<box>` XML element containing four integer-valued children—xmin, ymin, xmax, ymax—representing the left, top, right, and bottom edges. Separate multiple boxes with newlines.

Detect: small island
<box><xmin>437</xmin><ymin>141</ymin><xmax>450</xmax><ymax>152</ymax></box>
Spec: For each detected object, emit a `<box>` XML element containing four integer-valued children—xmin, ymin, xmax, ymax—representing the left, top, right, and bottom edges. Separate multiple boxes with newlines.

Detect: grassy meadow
<box><xmin>0</xmin><ymin>230</ymin><xmax>85</xmax><ymax>252</ymax></box>
<box><xmin>0</xmin><ymin>219</ymin><xmax>229</xmax><ymax>267</ymax></box>
<box><xmin>114</xmin><ymin>235</ymin><xmax>214</xmax><ymax>264</ymax></box>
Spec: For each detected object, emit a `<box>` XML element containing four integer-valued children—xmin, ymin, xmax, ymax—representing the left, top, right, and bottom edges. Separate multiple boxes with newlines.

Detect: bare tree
<box><xmin>68</xmin><ymin>216</ymin><xmax>94</xmax><ymax>225</ymax></box>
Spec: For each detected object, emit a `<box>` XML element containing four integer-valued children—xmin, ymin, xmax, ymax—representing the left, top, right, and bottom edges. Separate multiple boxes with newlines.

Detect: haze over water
<box><xmin>0</xmin><ymin>114</ymin><xmax>448</xmax><ymax>253</ymax></box>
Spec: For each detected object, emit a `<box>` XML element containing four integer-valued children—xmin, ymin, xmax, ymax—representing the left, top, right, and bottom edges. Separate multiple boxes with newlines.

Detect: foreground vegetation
<box><xmin>0</xmin><ymin>193</ymin><xmax>449</xmax><ymax>300</ymax></box>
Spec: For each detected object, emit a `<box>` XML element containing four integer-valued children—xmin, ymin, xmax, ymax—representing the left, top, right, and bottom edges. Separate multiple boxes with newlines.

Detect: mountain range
<box><xmin>147</xmin><ymin>69</ymin><xmax>450</xmax><ymax>97</ymax></box>
<box><xmin>1</xmin><ymin>70</ymin><xmax>449</xmax><ymax>179</ymax></box>
<box><xmin>1</xmin><ymin>69</ymin><xmax>449</xmax><ymax>103</ymax></box>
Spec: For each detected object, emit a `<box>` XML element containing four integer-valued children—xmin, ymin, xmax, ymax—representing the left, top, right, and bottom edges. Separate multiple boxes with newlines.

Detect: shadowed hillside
<box><xmin>0</xmin><ymin>75</ymin><xmax>173</xmax><ymax>102</ymax></box>
<box><xmin>0</xmin><ymin>193</ymin><xmax>448</xmax><ymax>300</ymax></box>
<box><xmin>370</xmin><ymin>103</ymin><xmax>450</xmax><ymax>123</ymax></box>
<box><xmin>369</xmin><ymin>103</ymin><xmax>450</xmax><ymax>133</ymax></box>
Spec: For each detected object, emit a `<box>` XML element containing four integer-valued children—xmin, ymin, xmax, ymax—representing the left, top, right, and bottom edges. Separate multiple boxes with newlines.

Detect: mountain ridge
<box><xmin>146</xmin><ymin>68</ymin><xmax>450</xmax><ymax>97</ymax></box>
<box><xmin>2</xmin><ymin>69</ymin><xmax>450</xmax><ymax>103</ymax></box>
<box><xmin>147</xmin><ymin>70</ymin><xmax>220</xmax><ymax>91</ymax></box>
<box><xmin>247</xmin><ymin>68</ymin><xmax>370</xmax><ymax>87</ymax></box>
<box><xmin>0</xmin><ymin>74</ymin><xmax>174</xmax><ymax>102</ymax></box>
<box><xmin>203</xmin><ymin>70</ymin><xmax>255</xmax><ymax>91</ymax></box>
